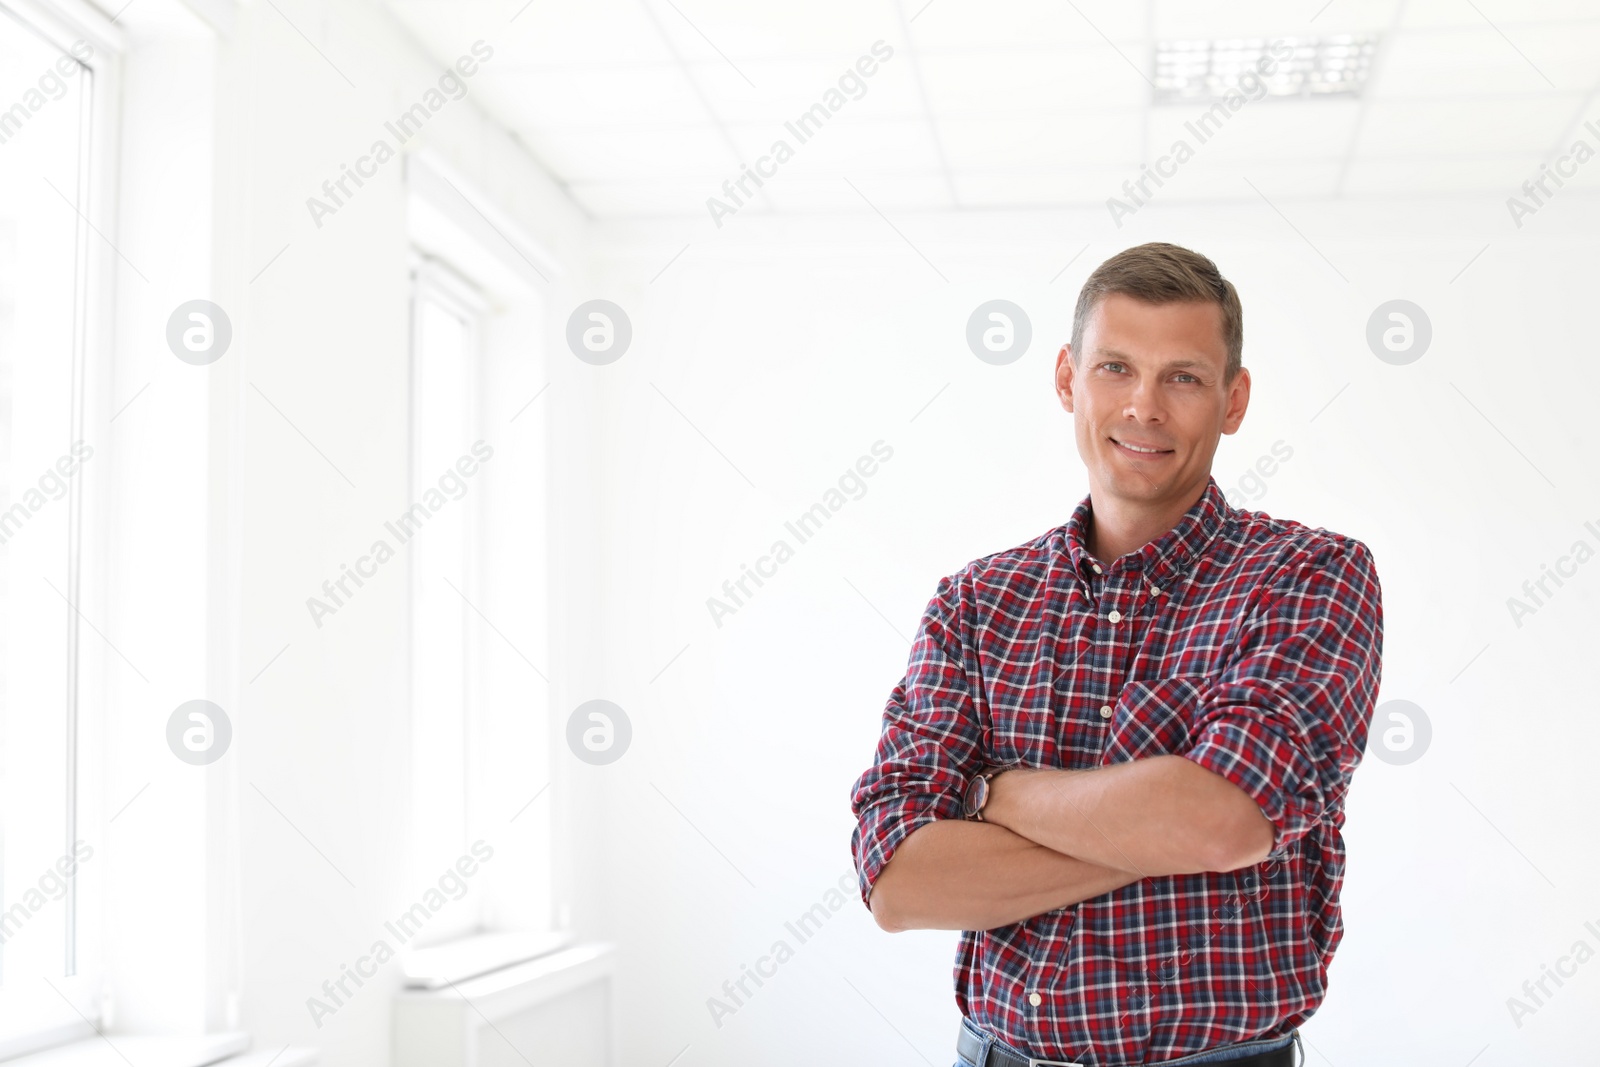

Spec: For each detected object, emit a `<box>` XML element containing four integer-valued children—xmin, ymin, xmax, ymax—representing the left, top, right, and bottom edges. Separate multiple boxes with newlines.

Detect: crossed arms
<box><xmin>855</xmin><ymin>538</ymin><xmax>1384</xmax><ymax>935</ymax></box>
<box><xmin>868</xmin><ymin>756</ymin><xmax>1275</xmax><ymax>933</ymax></box>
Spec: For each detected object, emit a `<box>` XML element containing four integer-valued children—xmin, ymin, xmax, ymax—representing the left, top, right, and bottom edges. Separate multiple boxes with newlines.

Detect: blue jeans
<box><xmin>955</xmin><ymin>1015</ymin><xmax>1301</xmax><ymax>1067</ymax></box>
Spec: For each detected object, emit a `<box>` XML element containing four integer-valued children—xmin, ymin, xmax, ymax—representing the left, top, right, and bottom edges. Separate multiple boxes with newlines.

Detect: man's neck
<box><xmin>1086</xmin><ymin>481</ymin><xmax>1205</xmax><ymax>565</ymax></box>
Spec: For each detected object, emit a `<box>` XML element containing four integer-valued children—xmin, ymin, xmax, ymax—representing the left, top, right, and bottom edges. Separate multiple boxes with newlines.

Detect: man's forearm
<box><xmin>981</xmin><ymin>755</ymin><xmax>1273</xmax><ymax>877</ymax></box>
<box><xmin>869</xmin><ymin>818</ymin><xmax>1144</xmax><ymax>933</ymax></box>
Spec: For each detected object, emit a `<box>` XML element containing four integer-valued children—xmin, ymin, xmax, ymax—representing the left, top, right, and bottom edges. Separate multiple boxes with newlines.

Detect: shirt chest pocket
<box><xmin>1099</xmin><ymin>673</ymin><xmax>1213</xmax><ymax>766</ymax></box>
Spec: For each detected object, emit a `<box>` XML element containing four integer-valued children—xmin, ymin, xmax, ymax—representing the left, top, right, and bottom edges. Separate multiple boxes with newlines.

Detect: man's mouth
<box><xmin>1111</xmin><ymin>436</ymin><xmax>1174</xmax><ymax>458</ymax></box>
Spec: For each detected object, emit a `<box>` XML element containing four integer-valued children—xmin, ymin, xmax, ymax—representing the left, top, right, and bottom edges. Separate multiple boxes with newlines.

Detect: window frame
<box><xmin>0</xmin><ymin>0</ymin><xmax>123</xmax><ymax>1056</ymax></box>
<box><xmin>405</xmin><ymin>249</ymin><xmax>493</xmax><ymax>941</ymax></box>
<box><xmin>401</xmin><ymin>149</ymin><xmax>563</xmax><ymax>969</ymax></box>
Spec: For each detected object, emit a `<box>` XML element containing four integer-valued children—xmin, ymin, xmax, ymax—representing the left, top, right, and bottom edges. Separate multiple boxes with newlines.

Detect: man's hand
<box><xmin>979</xmin><ymin>757</ymin><xmax>1275</xmax><ymax>877</ymax></box>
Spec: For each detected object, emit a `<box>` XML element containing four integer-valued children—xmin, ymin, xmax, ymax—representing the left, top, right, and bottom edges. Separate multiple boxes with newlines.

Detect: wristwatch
<box><xmin>963</xmin><ymin>765</ymin><xmax>1008</xmax><ymax>821</ymax></box>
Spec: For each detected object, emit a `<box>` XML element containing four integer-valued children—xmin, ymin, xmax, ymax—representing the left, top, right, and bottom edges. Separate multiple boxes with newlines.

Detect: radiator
<box><xmin>392</xmin><ymin>942</ymin><xmax>615</xmax><ymax>1067</ymax></box>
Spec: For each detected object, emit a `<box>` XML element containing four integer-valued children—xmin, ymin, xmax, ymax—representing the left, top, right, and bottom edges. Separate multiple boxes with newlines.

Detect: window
<box><xmin>403</xmin><ymin>151</ymin><xmax>559</xmax><ymax>969</ymax></box>
<box><xmin>0</xmin><ymin>1</ymin><xmax>112</xmax><ymax>1056</ymax></box>
<box><xmin>407</xmin><ymin>255</ymin><xmax>488</xmax><ymax>943</ymax></box>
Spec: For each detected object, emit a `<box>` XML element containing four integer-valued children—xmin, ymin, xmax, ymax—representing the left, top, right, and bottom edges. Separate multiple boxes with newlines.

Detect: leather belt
<box><xmin>956</xmin><ymin>1018</ymin><xmax>1301</xmax><ymax>1067</ymax></box>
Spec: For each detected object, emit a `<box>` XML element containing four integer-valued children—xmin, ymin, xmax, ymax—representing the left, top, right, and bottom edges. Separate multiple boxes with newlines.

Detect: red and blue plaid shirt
<box><xmin>849</xmin><ymin>474</ymin><xmax>1384</xmax><ymax>1064</ymax></box>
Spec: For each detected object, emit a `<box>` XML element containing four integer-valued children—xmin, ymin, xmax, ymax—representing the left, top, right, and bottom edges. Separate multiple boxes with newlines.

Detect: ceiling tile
<box><xmin>760</xmin><ymin>173</ymin><xmax>955</xmax><ymax>211</ymax></box>
<box><xmin>951</xmin><ymin>166</ymin><xmax>1145</xmax><ymax>207</ymax></box>
<box><xmin>386</xmin><ymin>0</ymin><xmax>677</xmax><ymax>66</ymax></box>
<box><xmin>1143</xmin><ymin>98</ymin><xmax>1362</xmax><ymax>162</ymax></box>
<box><xmin>567</xmin><ymin>178</ymin><xmax>738</xmax><ymax>217</ymax></box>
<box><xmin>473</xmin><ymin>66</ymin><xmax>708</xmax><ymax>129</ymax></box>
<box><xmin>1553</xmin><ymin>153</ymin><xmax>1600</xmax><ymax>188</ymax></box>
<box><xmin>916</xmin><ymin>48</ymin><xmax>1147</xmax><ymax>115</ymax></box>
<box><xmin>907</xmin><ymin>0</ymin><xmax>1148</xmax><ymax>49</ymax></box>
<box><xmin>1353</xmin><ymin>96</ymin><xmax>1580</xmax><ymax>156</ymax></box>
<box><xmin>1150</xmin><ymin>159</ymin><xmax>1345</xmax><ymax>201</ymax></box>
<box><xmin>1153</xmin><ymin>0</ymin><xmax>1402</xmax><ymax>37</ymax></box>
<box><xmin>1375</xmin><ymin>24</ymin><xmax>1600</xmax><ymax>95</ymax></box>
<box><xmin>1341</xmin><ymin>154</ymin><xmax>1534</xmax><ymax>193</ymax></box>
<box><xmin>1401</xmin><ymin>0</ymin><xmax>1600</xmax><ymax>29</ymax></box>
<box><xmin>517</xmin><ymin>125</ymin><xmax>740</xmax><ymax>182</ymax></box>
<box><xmin>685</xmin><ymin>54</ymin><xmax>925</xmax><ymax>125</ymax></box>
<box><xmin>725</xmin><ymin>118</ymin><xmax>945</xmax><ymax>175</ymax></box>
<box><xmin>936</xmin><ymin>112</ymin><xmax>1141</xmax><ymax>170</ymax></box>
<box><xmin>642</xmin><ymin>0</ymin><xmax>904</xmax><ymax>63</ymax></box>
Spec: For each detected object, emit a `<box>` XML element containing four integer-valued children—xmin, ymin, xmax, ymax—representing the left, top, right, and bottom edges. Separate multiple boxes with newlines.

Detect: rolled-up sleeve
<box><xmin>1179</xmin><ymin>537</ymin><xmax>1384</xmax><ymax>861</ymax></box>
<box><xmin>849</xmin><ymin>573</ymin><xmax>984</xmax><ymax>910</ymax></box>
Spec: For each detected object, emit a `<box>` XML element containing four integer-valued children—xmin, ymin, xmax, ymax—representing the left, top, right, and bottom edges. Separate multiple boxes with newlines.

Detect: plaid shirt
<box><xmin>849</xmin><ymin>474</ymin><xmax>1384</xmax><ymax>1065</ymax></box>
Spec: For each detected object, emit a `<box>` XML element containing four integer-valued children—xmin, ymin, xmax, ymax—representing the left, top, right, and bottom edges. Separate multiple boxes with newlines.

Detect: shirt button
<box><xmin>1099</xmin><ymin>705</ymin><xmax>1112</xmax><ymax>719</ymax></box>
<box><xmin>1106</xmin><ymin>609</ymin><xmax>1122</xmax><ymax>623</ymax></box>
<box><xmin>1028</xmin><ymin>992</ymin><xmax>1043</xmax><ymax>1007</ymax></box>
<box><xmin>1091</xmin><ymin>564</ymin><xmax>1102</xmax><ymax>574</ymax></box>
<box><xmin>1150</xmin><ymin>583</ymin><xmax>1162</xmax><ymax>595</ymax></box>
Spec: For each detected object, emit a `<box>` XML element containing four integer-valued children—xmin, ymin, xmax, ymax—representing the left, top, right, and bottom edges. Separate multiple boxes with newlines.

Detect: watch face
<box><xmin>964</xmin><ymin>774</ymin><xmax>989</xmax><ymax>818</ymax></box>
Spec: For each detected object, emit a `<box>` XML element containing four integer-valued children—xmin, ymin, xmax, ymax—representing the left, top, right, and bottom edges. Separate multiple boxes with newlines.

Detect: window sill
<box><xmin>394</xmin><ymin>940</ymin><xmax>615</xmax><ymax>1019</ymax></box>
<box><xmin>400</xmin><ymin>929</ymin><xmax>578</xmax><ymax>990</ymax></box>
<box><xmin>0</xmin><ymin>1033</ymin><xmax>315</xmax><ymax>1066</ymax></box>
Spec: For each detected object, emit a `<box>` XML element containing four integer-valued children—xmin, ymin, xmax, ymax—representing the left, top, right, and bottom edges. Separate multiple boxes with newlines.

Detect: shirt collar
<box><xmin>1063</xmin><ymin>474</ymin><xmax>1231</xmax><ymax>587</ymax></box>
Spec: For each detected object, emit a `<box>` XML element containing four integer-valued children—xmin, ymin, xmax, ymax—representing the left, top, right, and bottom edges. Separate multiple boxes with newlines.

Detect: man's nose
<box><xmin>1123</xmin><ymin>377</ymin><xmax>1165</xmax><ymax>421</ymax></box>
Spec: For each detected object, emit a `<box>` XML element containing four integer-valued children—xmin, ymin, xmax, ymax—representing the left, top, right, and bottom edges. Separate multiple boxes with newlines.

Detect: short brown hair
<box><xmin>1070</xmin><ymin>242</ymin><xmax>1243</xmax><ymax>384</ymax></box>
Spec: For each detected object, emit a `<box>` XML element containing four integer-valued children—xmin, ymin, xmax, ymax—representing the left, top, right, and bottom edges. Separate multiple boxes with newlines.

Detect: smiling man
<box><xmin>849</xmin><ymin>242</ymin><xmax>1384</xmax><ymax>1067</ymax></box>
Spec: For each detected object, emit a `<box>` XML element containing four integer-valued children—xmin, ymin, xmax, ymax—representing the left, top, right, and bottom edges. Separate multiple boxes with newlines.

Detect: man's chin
<box><xmin>1100</xmin><ymin>462</ymin><xmax>1178</xmax><ymax>498</ymax></box>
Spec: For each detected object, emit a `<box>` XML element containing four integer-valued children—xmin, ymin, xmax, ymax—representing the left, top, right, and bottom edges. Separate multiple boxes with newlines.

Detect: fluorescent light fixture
<box><xmin>1153</xmin><ymin>34</ymin><xmax>1377</xmax><ymax>104</ymax></box>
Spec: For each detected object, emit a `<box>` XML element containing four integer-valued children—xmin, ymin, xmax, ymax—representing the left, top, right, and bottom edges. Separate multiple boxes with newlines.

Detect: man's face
<box><xmin>1055</xmin><ymin>291</ymin><xmax>1249</xmax><ymax>508</ymax></box>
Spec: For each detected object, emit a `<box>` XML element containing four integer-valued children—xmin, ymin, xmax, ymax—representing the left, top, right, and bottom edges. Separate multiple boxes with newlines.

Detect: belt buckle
<box><xmin>1027</xmin><ymin>1059</ymin><xmax>1085</xmax><ymax>1067</ymax></box>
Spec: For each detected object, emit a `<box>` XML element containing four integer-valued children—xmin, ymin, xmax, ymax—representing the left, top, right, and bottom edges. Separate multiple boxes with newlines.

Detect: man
<box><xmin>849</xmin><ymin>242</ymin><xmax>1384</xmax><ymax>1067</ymax></box>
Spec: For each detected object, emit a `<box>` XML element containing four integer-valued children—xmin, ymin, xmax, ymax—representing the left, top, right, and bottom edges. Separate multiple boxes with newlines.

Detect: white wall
<box><xmin>209</xmin><ymin>4</ymin><xmax>601</xmax><ymax>1059</ymax></box>
<box><xmin>96</xmin><ymin>0</ymin><xmax>600</xmax><ymax>1062</ymax></box>
<box><xmin>577</xmin><ymin>197</ymin><xmax>1600</xmax><ymax>1065</ymax></box>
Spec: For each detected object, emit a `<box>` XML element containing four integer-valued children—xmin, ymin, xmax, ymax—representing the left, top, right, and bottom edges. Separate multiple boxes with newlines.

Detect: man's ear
<box><xmin>1221</xmin><ymin>366</ymin><xmax>1251</xmax><ymax>434</ymax></box>
<box><xmin>1054</xmin><ymin>344</ymin><xmax>1075</xmax><ymax>412</ymax></box>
